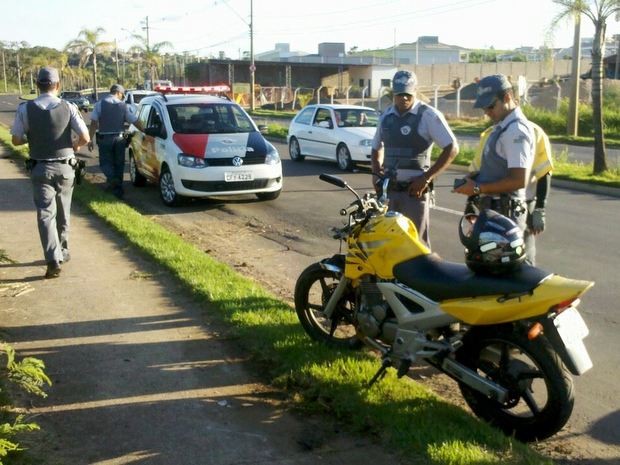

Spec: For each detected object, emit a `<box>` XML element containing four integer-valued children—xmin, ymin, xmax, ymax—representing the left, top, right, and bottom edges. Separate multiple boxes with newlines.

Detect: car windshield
<box><xmin>168</xmin><ymin>103</ymin><xmax>255</xmax><ymax>134</ymax></box>
<box><xmin>133</xmin><ymin>94</ymin><xmax>150</xmax><ymax>104</ymax></box>
<box><xmin>333</xmin><ymin>109</ymin><xmax>380</xmax><ymax>128</ymax></box>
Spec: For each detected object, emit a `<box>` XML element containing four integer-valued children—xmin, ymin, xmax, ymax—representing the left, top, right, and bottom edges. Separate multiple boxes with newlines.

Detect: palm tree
<box><xmin>552</xmin><ymin>0</ymin><xmax>620</xmax><ymax>174</ymax></box>
<box><xmin>128</xmin><ymin>34</ymin><xmax>172</xmax><ymax>89</ymax></box>
<box><xmin>65</xmin><ymin>28</ymin><xmax>113</xmax><ymax>101</ymax></box>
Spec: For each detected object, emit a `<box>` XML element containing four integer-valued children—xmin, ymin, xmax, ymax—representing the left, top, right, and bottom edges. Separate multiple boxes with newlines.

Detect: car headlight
<box><xmin>265</xmin><ymin>142</ymin><xmax>281</xmax><ymax>165</ymax></box>
<box><xmin>177</xmin><ymin>153</ymin><xmax>207</xmax><ymax>168</ymax></box>
<box><xmin>359</xmin><ymin>139</ymin><xmax>373</xmax><ymax>147</ymax></box>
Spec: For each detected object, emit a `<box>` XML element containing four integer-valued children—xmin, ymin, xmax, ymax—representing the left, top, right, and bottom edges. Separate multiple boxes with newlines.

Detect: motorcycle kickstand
<box><xmin>367</xmin><ymin>358</ymin><xmax>392</xmax><ymax>388</ymax></box>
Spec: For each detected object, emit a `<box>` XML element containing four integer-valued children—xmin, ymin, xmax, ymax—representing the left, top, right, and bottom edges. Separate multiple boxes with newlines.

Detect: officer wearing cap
<box><xmin>371</xmin><ymin>70</ymin><xmax>458</xmax><ymax>248</ymax></box>
<box><xmin>11</xmin><ymin>66</ymin><xmax>90</xmax><ymax>279</ymax></box>
<box><xmin>88</xmin><ymin>84</ymin><xmax>143</xmax><ymax>198</ymax></box>
<box><xmin>453</xmin><ymin>74</ymin><xmax>535</xmax><ymax>260</ymax></box>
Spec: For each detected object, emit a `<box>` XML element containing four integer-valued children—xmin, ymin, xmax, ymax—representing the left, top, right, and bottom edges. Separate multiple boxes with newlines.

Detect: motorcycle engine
<box><xmin>357</xmin><ymin>280</ymin><xmax>397</xmax><ymax>343</ymax></box>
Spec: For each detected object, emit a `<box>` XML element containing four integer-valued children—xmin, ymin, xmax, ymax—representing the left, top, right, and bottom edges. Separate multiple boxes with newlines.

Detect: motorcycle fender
<box><xmin>319</xmin><ymin>254</ymin><xmax>345</xmax><ymax>275</ymax></box>
<box><xmin>541</xmin><ymin>307</ymin><xmax>593</xmax><ymax>375</ymax></box>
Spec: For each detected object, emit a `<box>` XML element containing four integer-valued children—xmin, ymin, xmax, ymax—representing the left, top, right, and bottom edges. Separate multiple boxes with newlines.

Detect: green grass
<box><xmin>0</xmin><ymin>124</ymin><xmax>551</xmax><ymax>464</ymax></box>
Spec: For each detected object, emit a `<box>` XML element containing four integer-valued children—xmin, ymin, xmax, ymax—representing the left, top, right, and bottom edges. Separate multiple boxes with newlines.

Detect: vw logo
<box><xmin>232</xmin><ymin>156</ymin><xmax>244</xmax><ymax>167</ymax></box>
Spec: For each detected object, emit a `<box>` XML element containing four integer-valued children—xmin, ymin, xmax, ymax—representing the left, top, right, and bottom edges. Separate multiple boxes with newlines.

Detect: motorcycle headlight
<box><xmin>178</xmin><ymin>153</ymin><xmax>207</xmax><ymax>168</ymax></box>
<box><xmin>359</xmin><ymin>139</ymin><xmax>373</xmax><ymax>147</ymax></box>
<box><xmin>265</xmin><ymin>142</ymin><xmax>281</xmax><ymax>165</ymax></box>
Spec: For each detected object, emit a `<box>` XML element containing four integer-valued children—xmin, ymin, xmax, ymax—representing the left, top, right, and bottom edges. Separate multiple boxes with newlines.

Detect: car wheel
<box><xmin>159</xmin><ymin>165</ymin><xmax>181</xmax><ymax>207</ymax></box>
<box><xmin>336</xmin><ymin>144</ymin><xmax>353</xmax><ymax>171</ymax></box>
<box><xmin>129</xmin><ymin>152</ymin><xmax>147</xmax><ymax>187</ymax></box>
<box><xmin>256</xmin><ymin>189</ymin><xmax>282</xmax><ymax>201</ymax></box>
<box><xmin>289</xmin><ymin>137</ymin><xmax>305</xmax><ymax>162</ymax></box>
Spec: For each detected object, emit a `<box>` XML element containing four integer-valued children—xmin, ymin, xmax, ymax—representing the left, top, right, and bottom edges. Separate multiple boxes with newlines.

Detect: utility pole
<box><xmin>614</xmin><ymin>33</ymin><xmax>620</xmax><ymax>80</ymax></box>
<box><xmin>250</xmin><ymin>0</ymin><xmax>256</xmax><ymax>111</ymax></box>
<box><xmin>567</xmin><ymin>12</ymin><xmax>582</xmax><ymax>136</ymax></box>
<box><xmin>16</xmin><ymin>50</ymin><xmax>22</xmax><ymax>95</ymax></box>
<box><xmin>1</xmin><ymin>47</ymin><xmax>7</xmax><ymax>93</ymax></box>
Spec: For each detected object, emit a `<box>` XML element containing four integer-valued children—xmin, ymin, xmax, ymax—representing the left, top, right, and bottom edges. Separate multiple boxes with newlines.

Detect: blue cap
<box><xmin>110</xmin><ymin>84</ymin><xmax>125</xmax><ymax>95</ymax></box>
<box><xmin>474</xmin><ymin>74</ymin><xmax>512</xmax><ymax>108</ymax></box>
<box><xmin>392</xmin><ymin>70</ymin><xmax>417</xmax><ymax>95</ymax></box>
<box><xmin>37</xmin><ymin>66</ymin><xmax>59</xmax><ymax>83</ymax></box>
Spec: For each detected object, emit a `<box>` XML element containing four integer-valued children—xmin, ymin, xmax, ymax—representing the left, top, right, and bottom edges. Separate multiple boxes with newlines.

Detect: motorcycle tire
<box><xmin>294</xmin><ymin>262</ymin><xmax>363</xmax><ymax>350</ymax></box>
<box><xmin>455</xmin><ymin>325</ymin><xmax>574</xmax><ymax>442</ymax></box>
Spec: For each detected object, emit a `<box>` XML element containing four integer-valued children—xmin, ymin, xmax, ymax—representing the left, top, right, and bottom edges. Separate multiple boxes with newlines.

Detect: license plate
<box><xmin>224</xmin><ymin>172</ymin><xmax>253</xmax><ymax>182</ymax></box>
<box><xmin>554</xmin><ymin>307</ymin><xmax>589</xmax><ymax>342</ymax></box>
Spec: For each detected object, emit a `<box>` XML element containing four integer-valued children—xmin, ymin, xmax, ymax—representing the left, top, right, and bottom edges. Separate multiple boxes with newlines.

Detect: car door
<box><xmin>307</xmin><ymin>107</ymin><xmax>337</xmax><ymax>159</ymax></box>
<box><xmin>143</xmin><ymin>103</ymin><xmax>168</xmax><ymax>179</ymax></box>
<box><xmin>290</xmin><ymin>106</ymin><xmax>316</xmax><ymax>156</ymax></box>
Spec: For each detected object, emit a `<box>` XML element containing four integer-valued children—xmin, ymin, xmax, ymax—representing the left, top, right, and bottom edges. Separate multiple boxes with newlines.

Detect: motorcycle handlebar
<box><xmin>340</xmin><ymin>203</ymin><xmax>359</xmax><ymax>216</ymax></box>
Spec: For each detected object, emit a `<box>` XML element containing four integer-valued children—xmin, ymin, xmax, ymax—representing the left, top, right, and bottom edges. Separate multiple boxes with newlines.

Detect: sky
<box><xmin>3</xmin><ymin>0</ymin><xmax>620</xmax><ymax>58</ymax></box>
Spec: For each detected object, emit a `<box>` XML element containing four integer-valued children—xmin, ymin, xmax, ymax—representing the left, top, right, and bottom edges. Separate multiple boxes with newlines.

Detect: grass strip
<box><xmin>0</xmin><ymin>125</ymin><xmax>551</xmax><ymax>464</ymax></box>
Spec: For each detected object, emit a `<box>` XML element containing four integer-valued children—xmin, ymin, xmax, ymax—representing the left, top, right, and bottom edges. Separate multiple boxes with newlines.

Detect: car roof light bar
<box><xmin>154</xmin><ymin>85</ymin><xmax>231</xmax><ymax>95</ymax></box>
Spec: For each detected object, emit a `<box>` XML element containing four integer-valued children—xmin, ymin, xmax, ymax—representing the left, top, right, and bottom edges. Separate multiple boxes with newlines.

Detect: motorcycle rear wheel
<box><xmin>294</xmin><ymin>263</ymin><xmax>363</xmax><ymax>350</ymax></box>
<box><xmin>456</xmin><ymin>325</ymin><xmax>574</xmax><ymax>442</ymax></box>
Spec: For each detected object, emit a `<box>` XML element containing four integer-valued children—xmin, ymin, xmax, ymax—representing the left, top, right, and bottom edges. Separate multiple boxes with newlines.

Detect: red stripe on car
<box><xmin>173</xmin><ymin>134</ymin><xmax>208</xmax><ymax>158</ymax></box>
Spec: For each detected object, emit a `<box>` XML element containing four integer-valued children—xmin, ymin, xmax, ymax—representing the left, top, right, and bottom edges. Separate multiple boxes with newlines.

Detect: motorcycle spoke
<box><xmin>522</xmin><ymin>388</ymin><xmax>542</xmax><ymax>415</ymax></box>
<box><xmin>517</xmin><ymin>369</ymin><xmax>543</xmax><ymax>381</ymax></box>
<box><xmin>318</xmin><ymin>277</ymin><xmax>332</xmax><ymax>295</ymax></box>
<box><xmin>308</xmin><ymin>303</ymin><xmax>324</xmax><ymax>312</ymax></box>
<box><xmin>499</xmin><ymin>343</ymin><xmax>511</xmax><ymax>368</ymax></box>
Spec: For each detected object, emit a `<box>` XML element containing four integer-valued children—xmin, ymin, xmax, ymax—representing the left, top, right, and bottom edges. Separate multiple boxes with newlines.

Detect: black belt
<box><xmin>34</xmin><ymin>158</ymin><xmax>71</xmax><ymax>164</ymax></box>
<box><xmin>100</xmin><ymin>133</ymin><xmax>123</xmax><ymax>137</ymax></box>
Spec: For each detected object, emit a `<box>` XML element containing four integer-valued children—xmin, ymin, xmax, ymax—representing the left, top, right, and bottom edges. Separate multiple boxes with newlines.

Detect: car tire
<box><xmin>159</xmin><ymin>165</ymin><xmax>181</xmax><ymax>207</ymax></box>
<box><xmin>129</xmin><ymin>152</ymin><xmax>147</xmax><ymax>187</ymax></box>
<box><xmin>336</xmin><ymin>144</ymin><xmax>353</xmax><ymax>171</ymax></box>
<box><xmin>289</xmin><ymin>137</ymin><xmax>305</xmax><ymax>162</ymax></box>
<box><xmin>256</xmin><ymin>189</ymin><xmax>282</xmax><ymax>201</ymax></box>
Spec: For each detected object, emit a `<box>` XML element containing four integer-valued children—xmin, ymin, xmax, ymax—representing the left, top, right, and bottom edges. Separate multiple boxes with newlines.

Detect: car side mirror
<box><xmin>258</xmin><ymin>124</ymin><xmax>269</xmax><ymax>134</ymax></box>
<box><xmin>318</xmin><ymin>120</ymin><xmax>332</xmax><ymax>129</ymax></box>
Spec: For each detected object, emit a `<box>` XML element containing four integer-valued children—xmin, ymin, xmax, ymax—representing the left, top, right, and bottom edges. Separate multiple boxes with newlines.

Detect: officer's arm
<box><xmin>425</xmin><ymin>142</ymin><xmax>458</xmax><ymax>183</ymax></box>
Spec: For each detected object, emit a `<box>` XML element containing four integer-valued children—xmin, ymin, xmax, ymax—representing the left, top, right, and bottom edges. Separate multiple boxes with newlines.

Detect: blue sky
<box><xmin>3</xmin><ymin>0</ymin><xmax>619</xmax><ymax>57</ymax></box>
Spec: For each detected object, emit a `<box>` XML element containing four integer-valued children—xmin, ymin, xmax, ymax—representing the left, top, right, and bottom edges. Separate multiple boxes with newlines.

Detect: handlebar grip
<box><xmin>340</xmin><ymin>203</ymin><xmax>358</xmax><ymax>216</ymax></box>
<box><xmin>320</xmin><ymin>173</ymin><xmax>347</xmax><ymax>188</ymax></box>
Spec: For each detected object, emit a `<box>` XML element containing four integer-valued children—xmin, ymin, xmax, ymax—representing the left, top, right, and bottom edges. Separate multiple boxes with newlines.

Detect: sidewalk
<box><xmin>0</xmin><ymin>148</ymin><xmax>403</xmax><ymax>464</ymax></box>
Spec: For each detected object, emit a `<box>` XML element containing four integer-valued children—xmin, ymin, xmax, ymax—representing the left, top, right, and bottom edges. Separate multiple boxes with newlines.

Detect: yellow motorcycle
<box><xmin>294</xmin><ymin>173</ymin><xmax>593</xmax><ymax>442</ymax></box>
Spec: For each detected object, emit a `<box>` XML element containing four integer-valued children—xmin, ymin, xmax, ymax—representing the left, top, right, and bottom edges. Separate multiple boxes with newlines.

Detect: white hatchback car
<box><xmin>287</xmin><ymin>104</ymin><xmax>380</xmax><ymax>171</ymax></box>
<box><xmin>127</xmin><ymin>93</ymin><xmax>283</xmax><ymax>206</ymax></box>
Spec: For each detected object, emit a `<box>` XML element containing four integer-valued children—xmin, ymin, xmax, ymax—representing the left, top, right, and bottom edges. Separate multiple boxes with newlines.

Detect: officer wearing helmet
<box><xmin>454</xmin><ymin>74</ymin><xmax>534</xmax><ymax>261</ymax></box>
<box><xmin>371</xmin><ymin>70</ymin><xmax>458</xmax><ymax>248</ymax></box>
<box><xmin>88</xmin><ymin>84</ymin><xmax>143</xmax><ymax>199</ymax></box>
<box><xmin>11</xmin><ymin>66</ymin><xmax>90</xmax><ymax>279</ymax></box>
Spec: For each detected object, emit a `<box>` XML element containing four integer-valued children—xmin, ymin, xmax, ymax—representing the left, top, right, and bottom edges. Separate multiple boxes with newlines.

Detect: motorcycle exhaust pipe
<box><xmin>441</xmin><ymin>358</ymin><xmax>509</xmax><ymax>404</ymax></box>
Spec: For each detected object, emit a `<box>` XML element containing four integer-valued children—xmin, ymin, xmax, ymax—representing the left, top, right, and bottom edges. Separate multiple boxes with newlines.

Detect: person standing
<box><xmin>11</xmin><ymin>66</ymin><xmax>90</xmax><ymax>279</ymax></box>
<box><xmin>88</xmin><ymin>84</ymin><xmax>142</xmax><ymax>199</ymax></box>
<box><xmin>371</xmin><ymin>70</ymin><xmax>459</xmax><ymax>248</ymax></box>
<box><xmin>454</xmin><ymin>74</ymin><xmax>535</xmax><ymax>261</ymax></box>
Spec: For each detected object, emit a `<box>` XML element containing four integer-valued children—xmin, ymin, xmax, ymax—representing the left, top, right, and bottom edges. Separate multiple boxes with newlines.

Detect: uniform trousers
<box><xmin>388</xmin><ymin>190</ymin><xmax>431</xmax><ymax>249</ymax></box>
<box><xmin>98</xmin><ymin>135</ymin><xmax>126</xmax><ymax>195</ymax></box>
<box><xmin>31</xmin><ymin>161</ymin><xmax>75</xmax><ymax>264</ymax></box>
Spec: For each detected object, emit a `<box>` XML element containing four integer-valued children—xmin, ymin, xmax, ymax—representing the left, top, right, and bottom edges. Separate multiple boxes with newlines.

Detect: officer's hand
<box><xmin>408</xmin><ymin>175</ymin><xmax>428</xmax><ymax>199</ymax></box>
<box><xmin>87</xmin><ymin>141</ymin><xmax>94</xmax><ymax>152</ymax></box>
<box><xmin>531</xmin><ymin>208</ymin><xmax>546</xmax><ymax>234</ymax></box>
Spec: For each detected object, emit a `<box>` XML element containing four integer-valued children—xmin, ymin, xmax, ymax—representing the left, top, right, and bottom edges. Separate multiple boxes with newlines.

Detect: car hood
<box><xmin>172</xmin><ymin>132</ymin><xmax>268</xmax><ymax>158</ymax></box>
<box><xmin>338</xmin><ymin>127</ymin><xmax>377</xmax><ymax>139</ymax></box>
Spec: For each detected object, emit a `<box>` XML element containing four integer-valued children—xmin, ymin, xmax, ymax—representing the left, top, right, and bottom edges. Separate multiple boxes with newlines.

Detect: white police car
<box><xmin>127</xmin><ymin>87</ymin><xmax>282</xmax><ymax>206</ymax></box>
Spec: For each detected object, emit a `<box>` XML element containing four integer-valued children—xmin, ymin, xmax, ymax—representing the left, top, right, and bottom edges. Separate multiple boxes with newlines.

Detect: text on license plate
<box><xmin>225</xmin><ymin>172</ymin><xmax>253</xmax><ymax>182</ymax></box>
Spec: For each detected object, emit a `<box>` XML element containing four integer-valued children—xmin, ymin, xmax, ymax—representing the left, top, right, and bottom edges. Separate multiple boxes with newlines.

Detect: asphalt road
<box><xmin>1</xmin><ymin>94</ymin><xmax>619</xmax><ymax>458</ymax></box>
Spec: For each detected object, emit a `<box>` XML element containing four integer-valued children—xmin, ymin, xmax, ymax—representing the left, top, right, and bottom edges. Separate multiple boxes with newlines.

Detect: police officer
<box><xmin>371</xmin><ymin>70</ymin><xmax>459</xmax><ymax>248</ymax></box>
<box><xmin>88</xmin><ymin>84</ymin><xmax>142</xmax><ymax>199</ymax></box>
<box><xmin>11</xmin><ymin>66</ymin><xmax>90</xmax><ymax>279</ymax></box>
<box><xmin>454</xmin><ymin>74</ymin><xmax>535</xmax><ymax>261</ymax></box>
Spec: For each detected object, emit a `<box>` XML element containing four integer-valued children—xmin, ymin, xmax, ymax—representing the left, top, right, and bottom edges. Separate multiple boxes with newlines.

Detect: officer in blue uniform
<box><xmin>454</xmin><ymin>74</ymin><xmax>535</xmax><ymax>261</ymax></box>
<box><xmin>88</xmin><ymin>84</ymin><xmax>142</xmax><ymax>198</ymax></box>
<box><xmin>11</xmin><ymin>66</ymin><xmax>90</xmax><ymax>279</ymax></box>
<box><xmin>371</xmin><ymin>70</ymin><xmax>459</xmax><ymax>248</ymax></box>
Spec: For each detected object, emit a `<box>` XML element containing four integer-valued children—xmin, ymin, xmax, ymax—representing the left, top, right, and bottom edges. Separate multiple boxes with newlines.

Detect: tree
<box><xmin>128</xmin><ymin>34</ymin><xmax>172</xmax><ymax>88</ymax></box>
<box><xmin>65</xmin><ymin>28</ymin><xmax>113</xmax><ymax>100</ymax></box>
<box><xmin>552</xmin><ymin>0</ymin><xmax>620</xmax><ymax>174</ymax></box>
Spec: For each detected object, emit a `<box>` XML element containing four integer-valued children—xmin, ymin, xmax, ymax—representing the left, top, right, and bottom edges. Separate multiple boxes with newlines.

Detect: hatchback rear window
<box><xmin>168</xmin><ymin>103</ymin><xmax>255</xmax><ymax>134</ymax></box>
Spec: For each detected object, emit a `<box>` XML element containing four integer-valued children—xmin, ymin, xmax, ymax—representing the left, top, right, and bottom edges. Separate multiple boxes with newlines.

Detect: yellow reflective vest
<box><xmin>470</xmin><ymin>122</ymin><xmax>553</xmax><ymax>181</ymax></box>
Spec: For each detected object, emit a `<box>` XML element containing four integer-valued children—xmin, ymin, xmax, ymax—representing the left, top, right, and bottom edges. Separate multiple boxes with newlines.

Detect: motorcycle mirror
<box><xmin>319</xmin><ymin>173</ymin><xmax>347</xmax><ymax>188</ymax></box>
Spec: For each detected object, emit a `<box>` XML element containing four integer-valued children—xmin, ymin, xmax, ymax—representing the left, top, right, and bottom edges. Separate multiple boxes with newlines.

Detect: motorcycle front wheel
<box><xmin>456</xmin><ymin>325</ymin><xmax>574</xmax><ymax>442</ymax></box>
<box><xmin>294</xmin><ymin>263</ymin><xmax>363</xmax><ymax>350</ymax></box>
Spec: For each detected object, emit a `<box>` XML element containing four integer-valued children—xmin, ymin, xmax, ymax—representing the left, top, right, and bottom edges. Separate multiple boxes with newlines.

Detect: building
<box><xmin>392</xmin><ymin>36</ymin><xmax>470</xmax><ymax>65</ymax></box>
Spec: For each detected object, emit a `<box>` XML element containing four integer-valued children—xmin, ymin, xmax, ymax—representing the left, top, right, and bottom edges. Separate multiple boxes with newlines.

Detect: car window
<box><xmin>167</xmin><ymin>103</ymin><xmax>254</xmax><ymax>134</ymax></box>
<box><xmin>295</xmin><ymin>107</ymin><xmax>314</xmax><ymax>125</ymax></box>
<box><xmin>313</xmin><ymin>108</ymin><xmax>332</xmax><ymax>127</ymax></box>
<box><xmin>148</xmin><ymin>106</ymin><xmax>164</xmax><ymax>128</ymax></box>
<box><xmin>133</xmin><ymin>94</ymin><xmax>149</xmax><ymax>104</ymax></box>
<box><xmin>339</xmin><ymin>109</ymin><xmax>380</xmax><ymax>128</ymax></box>
<box><xmin>138</xmin><ymin>103</ymin><xmax>151</xmax><ymax>129</ymax></box>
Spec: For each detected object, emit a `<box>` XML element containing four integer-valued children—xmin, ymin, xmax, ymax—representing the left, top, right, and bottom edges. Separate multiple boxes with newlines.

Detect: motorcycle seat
<box><xmin>393</xmin><ymin>253</ymin><xmax>551</xmax><ymax>301</ymax></box>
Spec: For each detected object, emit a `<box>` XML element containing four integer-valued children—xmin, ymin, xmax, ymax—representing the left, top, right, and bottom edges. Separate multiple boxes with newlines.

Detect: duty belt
<box><xmin>476</xmin><ymin>195</ymin><xmax>527</xmax><ymax>218</ymax></box>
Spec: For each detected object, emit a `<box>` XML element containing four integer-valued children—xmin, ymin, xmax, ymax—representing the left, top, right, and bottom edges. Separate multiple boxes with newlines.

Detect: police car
<box><xmin>127</xmin><ymin>86</ymin><xmax>283</xmax><ymax>206</ymax></box>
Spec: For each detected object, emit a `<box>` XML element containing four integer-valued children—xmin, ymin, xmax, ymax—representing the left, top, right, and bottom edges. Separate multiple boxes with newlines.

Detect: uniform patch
<box><xmin>513</xmin><ymin>135</ymin><xmax>528</xmax><ymax>144</ymax></box>
<box><xmin>400</xmin><ymin>125</ymin><xmax>412</xmax><ymax>135</ymax></box>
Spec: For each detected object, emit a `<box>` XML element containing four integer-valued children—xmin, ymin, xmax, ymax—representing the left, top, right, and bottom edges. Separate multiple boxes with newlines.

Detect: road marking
<box><xmin>432</xmin><ymin>204</ymin><xmax>463</xmax><ymax>216</ymax></box>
